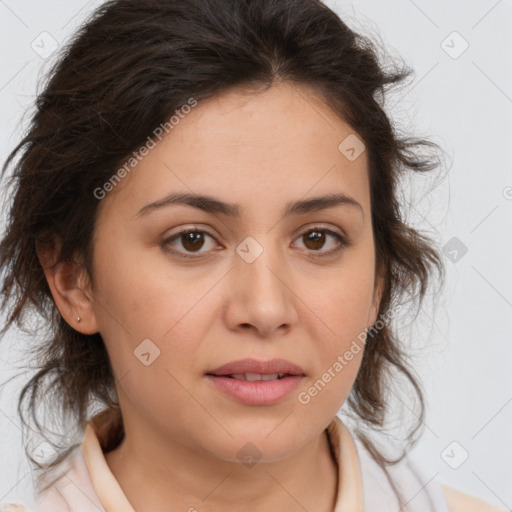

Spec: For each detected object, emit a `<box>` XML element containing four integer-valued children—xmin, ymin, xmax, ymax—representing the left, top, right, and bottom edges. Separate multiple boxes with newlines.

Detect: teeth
<box><xmin>230</xmin><ymin>373</ymin><xmax>286</xmax><ymax>381</ymax></box>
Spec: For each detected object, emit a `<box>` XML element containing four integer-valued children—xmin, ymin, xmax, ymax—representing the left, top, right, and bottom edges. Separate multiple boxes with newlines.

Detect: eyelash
<box><xmin>161</xmin><ymin>225</ymin><xmax>350</xmax><ymax>260</ymax></box>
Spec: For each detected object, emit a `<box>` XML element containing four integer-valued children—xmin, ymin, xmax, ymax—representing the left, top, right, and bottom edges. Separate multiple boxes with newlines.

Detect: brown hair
<box><xmin>0</xmin><ymin>0</ymin><xmax>446</xmax><ymax>504</ymax></box>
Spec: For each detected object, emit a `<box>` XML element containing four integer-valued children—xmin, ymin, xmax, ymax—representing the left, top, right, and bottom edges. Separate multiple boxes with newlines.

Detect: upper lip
<box><xmin>207</xmin><ymin>358</ymin><xmax>305</xmax><ymax>376</ymax></box>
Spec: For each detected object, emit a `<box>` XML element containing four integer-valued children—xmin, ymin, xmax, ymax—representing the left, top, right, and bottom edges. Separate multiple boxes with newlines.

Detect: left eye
<box><xmin>162</xmin><ymin>226</ymin><xmax>348</xmax><ymax>259</ymax></box>
<box><xmin>292</xmin><ymin>227</ymin><xmax>349</xmax><ymax>257</ymax></box>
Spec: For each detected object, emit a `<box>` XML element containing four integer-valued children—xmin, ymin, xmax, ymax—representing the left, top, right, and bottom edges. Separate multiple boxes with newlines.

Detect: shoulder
<box><xmin>35</xmin><ymin>447</ymin><xmax>104</xmax><ymax>512</ymax></box>
<box><xmin>8</xmin><ymin>445</ymin><xmax>105</xmax><ymax>512</ymax></box>
<box><xmin>352</xmin><ymin>435</ymin><xmax>507</xmax><ymax>512</ymax></box>
<box><xmin>442</xmin><ymin>484</ymin><xmax>509</xmax><ymax>512</ymax></box>
<box><xmin>353</xmin><ymin>435</ymin><xmax>450</xmax><ymax>511</ymax></box>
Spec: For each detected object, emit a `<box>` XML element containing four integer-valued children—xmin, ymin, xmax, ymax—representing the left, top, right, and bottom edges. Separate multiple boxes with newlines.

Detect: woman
<box><xmin>0</xmin><ymin>0</ymin><xmax>505</xmax><ymax>511</ymax></box>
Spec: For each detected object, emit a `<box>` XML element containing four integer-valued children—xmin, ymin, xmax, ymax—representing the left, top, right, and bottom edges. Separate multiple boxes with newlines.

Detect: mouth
<box><xmin>206</xmin><ymin>357</ymin><xmax>305</xmax><ymax>378</ymax></box>
<box><xmin>205</xmin><ymin>358</ymin><xmax>305</xmax><ymax>405</ymax></box>
<box><xmin>211</xmin><ymin>373</ymin><xmax>295</xmax><ymax>381</ymax></box>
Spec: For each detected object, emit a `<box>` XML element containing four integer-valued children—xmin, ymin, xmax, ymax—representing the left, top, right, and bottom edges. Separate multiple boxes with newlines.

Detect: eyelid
<box><xmin>292</xmin><ymin>221</ymin><xmax>346</xmax><ymax>240</ymax></box>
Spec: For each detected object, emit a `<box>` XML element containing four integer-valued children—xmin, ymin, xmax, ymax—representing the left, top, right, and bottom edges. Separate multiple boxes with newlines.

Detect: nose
<box><xmin>223</xmin><ymin>238</ymin><xmax>299</xmax><ymax>339</ymax></box>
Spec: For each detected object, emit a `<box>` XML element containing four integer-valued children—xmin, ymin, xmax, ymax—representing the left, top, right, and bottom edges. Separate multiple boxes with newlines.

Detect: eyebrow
<box><xmin>136</xmin><ymin>191</ymin><xmax>364</xmax><ymax>221</ymax></box>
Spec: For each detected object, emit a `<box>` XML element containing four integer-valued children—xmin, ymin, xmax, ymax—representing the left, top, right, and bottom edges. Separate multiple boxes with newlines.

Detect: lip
<box><xmin>205</xmin><ymin>358</ymin><xmax>305</xmax><ymax>406</ymax></box>
<box><xmin>207</xmin><ymin>358</ymin><xmax>305</xmax><ymax>376</ymax></box>
<box><xmin>206</xmin><ymin>374</ymin><xmax>304</xmax><ymax>405</ymax></box>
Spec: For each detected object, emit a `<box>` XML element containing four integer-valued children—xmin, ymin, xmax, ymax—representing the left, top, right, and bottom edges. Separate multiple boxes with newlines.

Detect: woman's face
<box><xmin>87</xmin><ymin>81</ymin><xmax>383</xmax><ymax>462</ymax></box>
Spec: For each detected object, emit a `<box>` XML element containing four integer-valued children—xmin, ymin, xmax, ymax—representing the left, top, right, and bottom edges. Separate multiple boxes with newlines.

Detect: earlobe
<box><xmin>36</xmin><ymin>239</ymin><xmax>99</xmax><ymax>335</ymax></box>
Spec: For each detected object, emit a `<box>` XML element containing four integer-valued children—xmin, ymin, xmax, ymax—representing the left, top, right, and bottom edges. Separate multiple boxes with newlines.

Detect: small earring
<box><xmin>77</xmin><ymin>316</ymin><xmax>81</xmax><ymax>323</ymax></box>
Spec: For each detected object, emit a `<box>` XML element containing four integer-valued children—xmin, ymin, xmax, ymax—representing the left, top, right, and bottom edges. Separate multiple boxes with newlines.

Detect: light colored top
<box><xmin>1</xmin><ymin>413</ymin><xmax>506</xmax><ymax>512</ymax></box>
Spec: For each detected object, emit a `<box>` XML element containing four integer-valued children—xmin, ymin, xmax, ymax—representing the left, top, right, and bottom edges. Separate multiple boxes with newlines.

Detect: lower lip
<box><xmin>206</xmin><ymin>375</ymin><xmax>304</xmax><ymax>405</ymax></box>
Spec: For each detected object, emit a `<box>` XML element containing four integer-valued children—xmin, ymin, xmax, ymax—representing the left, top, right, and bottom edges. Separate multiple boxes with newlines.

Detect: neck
<box><xmin>104</xmin><ymin>417</ymin><xmax>338</xmax><ymax>512</ymax></box>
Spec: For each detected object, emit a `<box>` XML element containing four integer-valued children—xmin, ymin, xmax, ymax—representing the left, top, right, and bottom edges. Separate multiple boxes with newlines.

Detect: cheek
<box><xmin>91</xmin><ymin>256</ymin><xmax>202</xmax><ymax>421</ymax></box>
<box><xmin>92</xmin><ymin>232</ymin><xmax>206</xmax><ymax>336</ymax></box>
<box><xmin>299</xmin><ymin>288</ymin><xmax>367</xmax><ymax>414</ymax></box>
<box><xmin>305</xmin><ymin>265</ymin><xmax>375</xmax><ymax>342</ymax></box>
<box><xmin>296</xmin><ymin>257</ymin><xmax>374</xmax><ymax>403</ymax></box>
<box><xmin>90</xmin><ymin>239</ymin><xmax>220</xmax><ymax>392</ymax></box>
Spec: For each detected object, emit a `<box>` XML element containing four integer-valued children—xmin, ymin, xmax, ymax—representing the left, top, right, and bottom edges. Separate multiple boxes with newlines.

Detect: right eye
<box><xmin>161</xmin><ymin>227</ymin><xmax>220</xmax><ymax>259</ymax></box>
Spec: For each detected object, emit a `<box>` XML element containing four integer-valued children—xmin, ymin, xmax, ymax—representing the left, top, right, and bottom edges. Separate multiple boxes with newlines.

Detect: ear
<box><xmin>368</xmin><ymin>261</ymin><xmax>385</xmax><ymax>328</ymax></box>
<box><xmin>36</xmin><ymin>238</ymin><xmax>99</xmax><ymax>335</ymax></box>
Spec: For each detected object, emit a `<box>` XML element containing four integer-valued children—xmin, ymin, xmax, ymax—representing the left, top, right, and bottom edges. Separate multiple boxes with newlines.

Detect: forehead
<box><xmin>98</xmin><ymin>82</ymin><xmax>370</xmax><ymax>221</ymax></box>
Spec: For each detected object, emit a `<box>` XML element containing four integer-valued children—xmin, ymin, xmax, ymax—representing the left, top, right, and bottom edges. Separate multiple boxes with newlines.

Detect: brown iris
<box><xmin>181</xmin><ymin>231</ymin><xmax>205</xmax><ymax>252</ymax></box>
<box><xmin>303</xmin><ymin>230</ymin><xmax>325</xmax><ymax>250</ymax></box>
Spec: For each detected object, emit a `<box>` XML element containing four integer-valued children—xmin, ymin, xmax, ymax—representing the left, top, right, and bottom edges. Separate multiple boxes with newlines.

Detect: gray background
<box><xmin>1</xmin><ymin>0</ymin><xmax>511</xmax><ymax>508</ymax></box>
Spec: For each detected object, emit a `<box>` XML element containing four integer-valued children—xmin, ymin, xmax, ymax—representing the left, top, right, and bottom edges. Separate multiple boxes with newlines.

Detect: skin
<box><xmin>38</xmin><ymin>80</ymin><xmax>384</xmax><ymax>512</ymax></box>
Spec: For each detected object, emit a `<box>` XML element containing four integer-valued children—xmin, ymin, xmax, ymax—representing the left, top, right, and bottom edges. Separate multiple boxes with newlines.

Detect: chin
<box><xmin>201</xmin><ymin>425</ymin><xmax>305</xmax><ymax>466</ymax></box>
